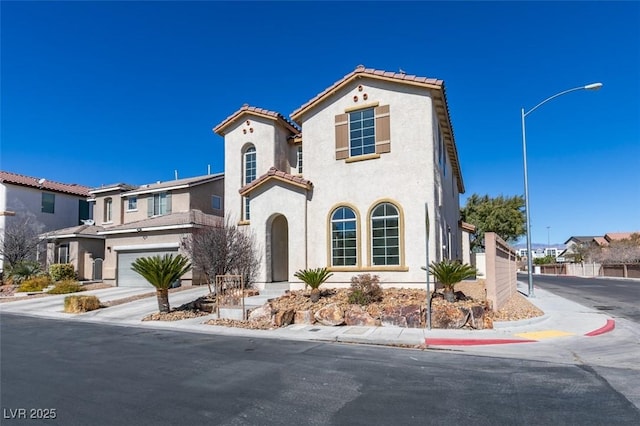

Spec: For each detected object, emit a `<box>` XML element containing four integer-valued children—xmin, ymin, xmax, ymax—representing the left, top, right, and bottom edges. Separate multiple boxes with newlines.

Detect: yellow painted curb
<box><xmin>515</xmin><ymin>330</ymin><xmax>575</xmax><ymax>339</ymax></box>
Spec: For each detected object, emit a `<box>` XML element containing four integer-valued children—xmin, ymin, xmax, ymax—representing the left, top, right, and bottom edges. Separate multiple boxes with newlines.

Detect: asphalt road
<box><xmin>2</xmin><ymin>314</ymin><xmax>639</xmax><ymax>425</ymax></box>
<box><xmin>531</xmin><ymin>274</ymin><xmax>640</xmax><ymax>323</ymax></box>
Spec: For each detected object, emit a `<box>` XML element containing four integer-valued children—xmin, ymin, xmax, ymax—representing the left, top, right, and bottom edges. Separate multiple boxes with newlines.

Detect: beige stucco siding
<box><xmin>187</xmin><ymin>179</ymin><xmax>224</xmax><ymax>215</ymax></box>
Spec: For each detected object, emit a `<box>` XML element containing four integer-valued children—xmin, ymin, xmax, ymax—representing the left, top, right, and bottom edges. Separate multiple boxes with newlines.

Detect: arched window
<box><xmin>331</xmin><ymin>206</ymin><xmax>357</xmax><ymax>266</ymax></box>
<box><xmin>244</xmin><ymin>146</ymin><xmax>256</xmax><ymax>184</ymax></box>
<box><xmin>104</xmin><ymin>198</ymin><xmax>113</xmax><ymax>223</ymax></box>
<box><xmin>243</xmin><ymin>146</ymin><xmax>256</xmax><ymax>220</ymax></box>
<box><xmin>370</xmin><ymin>202</ymin><xmax>400</xmax><ymax>266</ymax></box>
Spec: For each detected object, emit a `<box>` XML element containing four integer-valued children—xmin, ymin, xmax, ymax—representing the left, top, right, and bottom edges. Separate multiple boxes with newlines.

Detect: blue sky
<box><xmin>1</xmin><ymin>1</ymin><xmax>638</xmax><ymax>245</ymax></box>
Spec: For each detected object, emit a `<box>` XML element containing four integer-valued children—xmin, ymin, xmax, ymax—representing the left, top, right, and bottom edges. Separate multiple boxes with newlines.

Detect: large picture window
<box><xmin>331</xmin><ymin>207</ymin><xmax>357</xmax><ymax>266</ymax></box>
<box><xmin>371</xmin><ymin>202</ymin><xmax>400</xmax><ymax>266</ymax></box>
<box><xmin>349</xmin><ymin>108</ymin><xmax>376</xmax><ymax>157</ymax></box>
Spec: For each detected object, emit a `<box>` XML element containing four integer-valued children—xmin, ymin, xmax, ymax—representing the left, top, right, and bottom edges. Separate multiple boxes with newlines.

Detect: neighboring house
<box><xmin>43</xmin><ymin>174</ymin><xmax>224</xmax><ymax>286</ymax></box>
<box><xmin>560</xmin><ymin>232</ymin><xmax>640</xmax><ymax>261</ymax></box>
<box><xmin>0</xmin><ymin>170</ymin><xmax>91</xmax><ymax>273</ymax></box>
<box><xmin>213</xmin><ymin>65</ymin><xmax>466</xmax><ymax>289</ymax></box>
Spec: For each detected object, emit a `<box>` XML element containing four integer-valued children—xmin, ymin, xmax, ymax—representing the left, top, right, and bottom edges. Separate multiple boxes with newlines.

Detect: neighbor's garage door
<box><xmin>117</xmin><ymin>249</ymin><xmax>179</xmax><ymax>288</ymax></box>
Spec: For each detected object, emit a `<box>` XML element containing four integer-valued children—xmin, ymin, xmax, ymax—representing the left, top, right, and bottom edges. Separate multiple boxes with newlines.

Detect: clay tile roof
<box><xmin>213</xmin><ymin>104</ymin><xmax>300</xmax><ymax>136</ymax></box>
<box><xmin>605</xmin><ymin>232</ymin><xmax>639</xmax><ymax>242</ymax></box>
<box><xmin>0</xmin><ymin>170</ymin><xmax>91</xmax><ymax>197</ymax></box>
<box><xmin>239</xmin><ymin>167</ymin><xmax>312</xmax><ymax>196</ymax></box>
<box><xmin>593</xmin><ymin>236</ymin><xmax>608</xmax><ymax>246</ymax></box>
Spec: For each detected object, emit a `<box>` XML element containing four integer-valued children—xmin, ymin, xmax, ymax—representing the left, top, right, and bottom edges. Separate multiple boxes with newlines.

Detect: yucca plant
<box><xmin>131</xmin><ymin>254</ymin><xmax>192</xmax><ymax>313</ymax></box>
<box><xmin>294</xmin><ymin>267</ymin><xmax>333</xmax><ymax>303</ymax></box>
<box><xmin>429</xmin><ymin>259</ymin><xmax>477</xmax><ymax>303</ymax></box>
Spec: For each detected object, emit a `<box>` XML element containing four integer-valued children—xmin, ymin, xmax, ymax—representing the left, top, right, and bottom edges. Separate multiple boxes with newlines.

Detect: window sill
<box><xmin>328</xmin><ymin>265</ymin><xmax>409</xmax><ymax>272</ymax></box>
<box><xmin>126</xmin><ymin>209</ymin><xmax>138</xmax><ymax>213</ymax></box>
<box><xmin>345</xmin><ymin>153</ymin><xmax>380</xmax><ymax>163</ymax></box>
<box><xmin>238</xmin><ymin>220</ymin><xmax>251</xmax><ymax>226</ymax></box>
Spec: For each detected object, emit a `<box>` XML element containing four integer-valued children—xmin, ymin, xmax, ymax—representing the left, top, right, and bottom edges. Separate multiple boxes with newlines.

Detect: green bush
<box><xmin>17</xmin><ymin>276</ymin><xmax>52</xmax><ymax>292</ymax></box>
<box><xmin>64</xmin><ymin>295</ymin><xmax>101</xmax><ymax>313</ymax></box>
<box><xmin>348</xmin><ymin>274</ymin><xmax>383</xmax><ymax>305</ymax></box>
<box><xmin>47</xmin><ymin>279</ymin><xmax>84</xmax><ymax>295</ymax></box>
<box><xmin>49</xmin><ymin>263</ymin><xmax>76</xmax><ymax>282</ymax></box>
<box><xmin>8</xmin><ymin>261</ymin><xmax>42</xmax><ymax>284</ymax></box>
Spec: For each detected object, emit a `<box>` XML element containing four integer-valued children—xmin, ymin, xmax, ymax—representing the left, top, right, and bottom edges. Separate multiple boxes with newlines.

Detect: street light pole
<box><xmin>521</xmin><ymin>82</ymin><xmax>602</xmax><ymax>298</ymax></box>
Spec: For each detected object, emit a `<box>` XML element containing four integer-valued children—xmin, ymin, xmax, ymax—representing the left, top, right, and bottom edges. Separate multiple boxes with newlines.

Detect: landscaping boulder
<box><xmin>344</xmin><ymin>305</ymin><xmax>378</xmax><ymax>326</ymax></box>
<box><xmin>381</xmin><ymin>304</ymin><xmax>422</xmax><ymax>328</ymax></box>
<box><xmin>294</xmin><ymin>310</ymin><xmax>314</xmax><ymax>325</ymax></box>
<box><xmin>273</xmin><ymin>309</ymin><xmax>295</xmax><ymax>327</ymax></box>
<box><xmin>432</xmin><ymin>304</ymin><xmax>469</xmax><ymax>329</ymax></box>
<box><xmin>248</xmin><ymin>303</ymin><xmax>272</xmax><ymax>322</ymax></box>
<box><xmin>314</xmin><ymin>303</ymin><xmax>345</xmax><ymax>326</ymax></box>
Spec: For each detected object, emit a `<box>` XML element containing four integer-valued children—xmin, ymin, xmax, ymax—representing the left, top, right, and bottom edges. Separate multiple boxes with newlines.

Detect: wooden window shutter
<box><xmin>165</xmin><ymin>193</ymin><xmax>172</xmax><ymax>214</ymax></box>
<box><xmin>375</xmin><ymin>105</ymin><xmax>391</xmax><ymax>154</ymax></box>
<box><xmin>147</xmin><ymin>195</ymin><xmax>154</xmax><ymax>217</ymax></box>
<box><xmin>335</xmin><ymin>113</ymin><xmax>349</xmax><ymax>160</ymax></box>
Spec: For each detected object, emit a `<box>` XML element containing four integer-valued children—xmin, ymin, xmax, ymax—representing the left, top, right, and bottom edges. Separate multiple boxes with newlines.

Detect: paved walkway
<box><xmin>0</xmin><ymin>281</ymin><xmax>616</xmax><ymax>348</ymax></box>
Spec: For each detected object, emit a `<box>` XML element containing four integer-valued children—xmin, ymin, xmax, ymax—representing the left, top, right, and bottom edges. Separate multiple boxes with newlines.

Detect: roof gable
<box><xmin>213</xmin><ymin>104</ymin><xmax>300</xmax><ymax>136</ymax></box>
<box><xmin>290</xmin><ymin>65</ymin><xmax>463</xmax><ymax>193</ymax></box>
<box><xmin>239</xmin><ymin>167</ymin><xmax>312</xmax><ymax>196</ymax></box>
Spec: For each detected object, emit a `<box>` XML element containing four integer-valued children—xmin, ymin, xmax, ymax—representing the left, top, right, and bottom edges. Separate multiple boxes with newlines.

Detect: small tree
<box><xmin>184</xmin><ymin>218</ymin><xmax>261</xmax><ymax>292</ymax></box>
<box><xmin>461</xmin><ymin>194</ymin><xmax>526</xmax><ymax>251</ymax></box>
<box><xmin>0</xmin><ymin>215</ymin><xmax>43</xmax><ymax>271</ymax></box>
<box><xmin>294</xmin><ymin>267</ymin><xmax>333</xmax><ymax>303</ymax></box>
<box><xmin>130</xmin><ymin>254</ymin><xmax>192</xmax><ymax>313</ymax></box>
<box><xmin>429</xmin><ymin>260</ymin><xmax>477</xmax><ymax>303</ymax></box>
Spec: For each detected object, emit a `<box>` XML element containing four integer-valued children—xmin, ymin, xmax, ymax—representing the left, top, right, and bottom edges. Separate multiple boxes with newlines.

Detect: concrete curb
<box><xmin>425</xmin><ymin>337</ymin><xmax>537</xmax><ymax>346</ymax></box>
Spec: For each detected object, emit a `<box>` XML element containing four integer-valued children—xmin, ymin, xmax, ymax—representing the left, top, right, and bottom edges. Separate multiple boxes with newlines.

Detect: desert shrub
<box><xmin>7</xmin><ymin>261</ymin><xmax>43</xmax><ymax>284</ymax></box>
<box><xmin>17</xmin><ymin>276</ymin><xmax>52</xmax><ymax>292</ymax></box>
<box><xmin>64</xmin><ymin>295</ymin><xmax>100</xmax><ymax>313</ymax></box>
<box><xmin>47</xmin><ymin>279</ymin><xmax>84</xmax><ymax>294</ymax></box>
<box><xmin>49</xmin><ymin>263</ymin><xmax>76</xmax><ymax>282</ymax></box>
<box><xmin>348</xmin><ymin>274</ymin><xmax>383</xmax><ymax>305</ymax></box>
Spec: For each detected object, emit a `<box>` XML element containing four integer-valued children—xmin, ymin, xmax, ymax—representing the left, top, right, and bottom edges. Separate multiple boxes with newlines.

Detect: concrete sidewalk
<box><xmin>0</xmin><ymin>281</ymin><xmax>616</xmax><ymax>348</ymax></box>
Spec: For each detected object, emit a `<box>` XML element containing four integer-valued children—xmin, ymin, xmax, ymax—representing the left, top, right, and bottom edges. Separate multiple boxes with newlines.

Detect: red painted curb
<box><xmin>425</xmin><ymin>338</ymin><xmax>536</xmax><ymax>346</ymax></box>
<box><xmin>585</xmin><ymin>319</ymin><xmax>615</xmax><ymax>336</ymax></box>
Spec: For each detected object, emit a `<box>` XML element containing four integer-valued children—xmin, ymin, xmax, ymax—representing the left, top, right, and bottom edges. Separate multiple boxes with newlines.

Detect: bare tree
<box><xmin>0</xmin><ymin>215</ymin><xmax>43</xmax><ymax>270</ymax></box>
<box><xmin>591</xmin><ymin>233</ymin><xmax>640</xmax><ymax>265</ymax></box>
<box><xmin>184</xmin><ymin>217</ymin><xmax>262</xmax><ymax>291</ymax></box>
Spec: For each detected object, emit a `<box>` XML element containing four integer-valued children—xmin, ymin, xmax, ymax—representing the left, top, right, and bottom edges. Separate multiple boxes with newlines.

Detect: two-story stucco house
<box><xmin>213</xmin><ymin>65</ymin><xmax>465</xmax><ymax>290</ymax></box>
<box><xmin>43</xmin><ymin>174</ymin><xmax>224</xmax><ymax>285</ymax></box>
<box><xmin>0</xmin><ymin>170</ymin><xmax>91</xmax><ymax>273</ymax></box>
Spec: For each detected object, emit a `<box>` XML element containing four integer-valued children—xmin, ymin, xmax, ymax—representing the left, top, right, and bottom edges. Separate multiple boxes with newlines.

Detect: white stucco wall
<box><xmin>300</xmin><ymin>79</ymin><xmax>444</xmax><ymax>285</ymax></box>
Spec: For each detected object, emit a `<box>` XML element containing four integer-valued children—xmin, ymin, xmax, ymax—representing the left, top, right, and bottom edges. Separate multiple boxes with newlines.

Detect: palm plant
<box><xmin>130</xmin><ymin>254</ymin><xmax>192</xmax><ymax>313</ymax></box>
<box><xmin>294</xmin><ymin>267</ymin><xmax>333</xmax><ymax>303</ymax></box>
<box><xmin>429</xmin><ymin>260</ymin><xmax>477</xmax><ymax>303</ymax></box>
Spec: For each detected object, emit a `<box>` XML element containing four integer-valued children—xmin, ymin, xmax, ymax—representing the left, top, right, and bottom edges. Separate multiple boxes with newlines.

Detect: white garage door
<box><xmin>117</xmin><ymin>249</ymin><xmax>179</xmax><ymax>288</ymax></box>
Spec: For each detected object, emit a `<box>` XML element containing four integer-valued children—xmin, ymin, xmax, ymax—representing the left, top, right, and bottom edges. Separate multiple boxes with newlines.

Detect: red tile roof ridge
<box><xmin>0</xmin><ymin>170</ymin><xmax>91</xmax><ymax>196</ymax></box>
<box><xmin>240</xmin><ymin>167</ymin><xmax>312</xmax><ymax>195</ymax></box>
<box><xmin>213</xmin><ymin>104</ymin><xmax>300</xmax><ymax>135</ymax></box>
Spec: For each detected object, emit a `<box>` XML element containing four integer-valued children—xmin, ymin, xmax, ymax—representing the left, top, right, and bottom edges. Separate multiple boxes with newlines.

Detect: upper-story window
<box><xmin>211</xmin><ymin>195</ymin><xmax>222</xmax><ymax>210</ymax></box>
<box><xmin>296</xmin><ymin>145</ymin><xmax>303</xmax><ymax>174</ymax></box>
<box><xmin>349</xmin><ymin>108</ymin><xmax>376</xmax><ymax>157</ymax></box>
<box><xmin>104</xmin><ymin>198</ymin><xmax>113</xmax><ymax>222</ymax></box>
<box><xmin>148</xmin><ymin>192</ymin><xmax>171</xmax><ymax>217</ymax></box>
<box><xmin>41</xmin><ymin>193</ymin><xmax>55</xmax><ymax>214</ymax></box>
<box><xmin>335</xmin><ymin>105</ymin><xmax>390</xmax><ymax>160</ymax></box>
<box><xmin>127</xmin><ymin>196</ymin><xmax>137</xmax><ymax>211</ymax></box>
<box><xmin>243</xmin><ymin>145</ymin><xmax>256</xmax><ymax>221</ymax></box>
<box><xmin>244</xmin><ymin>146</ymin><xmax>256</xmax><ymax>184</ymax></box>
<box><xmin>370</xmin><ymin>202</ymin><xmax>400</xmax><ymax>266</ymax></box>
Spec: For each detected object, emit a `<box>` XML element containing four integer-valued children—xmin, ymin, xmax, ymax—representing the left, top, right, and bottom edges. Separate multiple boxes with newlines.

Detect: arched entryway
<box><xmin>270</xmin><ymin>214</ymin><xmax>289</xmax><ymax>282</ymax></box>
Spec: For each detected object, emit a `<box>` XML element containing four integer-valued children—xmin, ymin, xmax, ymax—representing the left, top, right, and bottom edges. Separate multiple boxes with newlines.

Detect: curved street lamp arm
<box><xmin>523</xmin><ymin>86</ymin><xmax>586</xmax><ymax>117</ymax></box>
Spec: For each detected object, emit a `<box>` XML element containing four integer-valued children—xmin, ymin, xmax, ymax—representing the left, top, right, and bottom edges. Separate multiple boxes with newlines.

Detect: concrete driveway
<box><xmin>0</xmin><ymin>286</ymin><xmax>210</xmax><ymax>323</ymax></box>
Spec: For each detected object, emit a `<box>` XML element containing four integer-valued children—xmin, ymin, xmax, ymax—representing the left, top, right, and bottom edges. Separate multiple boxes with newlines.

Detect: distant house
<box><xmin>213</xmin><ymin>65</ymin><xmax>466</xmax><ymax>289</ymax></box>
<box><xmin>0</xmin><ymin>170</ymin><xmax>91</xmax><ymax>273</ymax></box>
<box><xmin>43</xmin><ymin>174</ymin><xmax>224</xmax><ymax>285</ymax></box>
<box><xmin>560</xmin><ymin>232</ymin><xmax>640</xmax><ymax>261</ymax></box>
